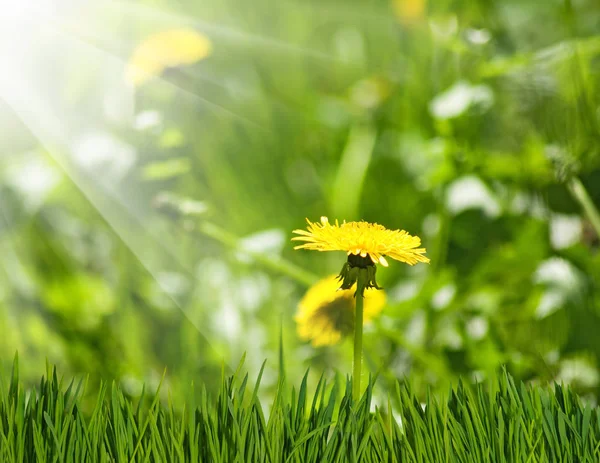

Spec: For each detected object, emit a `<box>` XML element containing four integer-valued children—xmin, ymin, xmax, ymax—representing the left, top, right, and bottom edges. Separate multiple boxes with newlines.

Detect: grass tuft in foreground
<box><xmin>1</xmin><ymin>354</ymin><xmax>600</xmax><ymax>462</ymax></box>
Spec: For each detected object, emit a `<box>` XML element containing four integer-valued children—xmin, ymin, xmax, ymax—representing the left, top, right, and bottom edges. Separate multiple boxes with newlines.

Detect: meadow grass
<box><xmin>1</xmin><ymin>354</ymin><xmax>600</xmax><ymax>462</ymax></box>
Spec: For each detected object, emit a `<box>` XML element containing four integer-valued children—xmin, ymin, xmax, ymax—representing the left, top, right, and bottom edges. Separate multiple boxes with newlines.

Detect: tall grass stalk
<box><xmin>2</xmin><ymin>354</ymin><xmax>600</xmax><ymax>462</ymax></box>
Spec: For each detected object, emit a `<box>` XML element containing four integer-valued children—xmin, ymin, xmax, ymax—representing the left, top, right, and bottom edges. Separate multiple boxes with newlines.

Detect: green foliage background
<box><xmin>1</xmin><ymin>0</ymin><xmax>600</xmax><ymax>406</ymax></box>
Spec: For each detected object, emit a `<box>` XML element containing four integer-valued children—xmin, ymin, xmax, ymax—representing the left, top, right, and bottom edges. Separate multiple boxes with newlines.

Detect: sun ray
<box><xmin>4</xmin><ymin>2</ymin><xmax>265</xmax><ymax>130</ymax></box>
<box><xmin>96</xmin><ymin>0</ymin><xmax>337</xmax><ymax>62</ymax></box>
<box><xmin>0</xmin><ymin>0</ymin><xmax>372</xmax><ymax>377</ymax></box>
<box><xmin>45</xmin><ymin>17</ymin><xmax>264</xmax><ymax>130</ymax></box>
<box><xmin>0</xmin><ymin>69</ymin><xmax>232</xmax><ymax>369</ymax></box>
<box><xmin>41</xmin><ymin>6</ymin><xmax>319</xmax><ymax>128</ymax></box>
<box><xmin>11</xmin><ymin>0</ymin><xmax>361</xmax><ymax>134</ymax></box>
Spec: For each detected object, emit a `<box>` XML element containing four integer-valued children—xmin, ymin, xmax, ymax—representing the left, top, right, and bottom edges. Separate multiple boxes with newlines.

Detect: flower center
<box><xmin>347</xmin><ymin>253</ymin><xmax>374</xmax><ymax>269</ymax></box>
<box><xmin>316</xmin><ymin>295</ymin><xmax>355</xmax><ymax>335</ymax></box>
<box><xmin>337</xmin><ymin>254</ymin><xmax>381</xmax><ymax>297</ymax></box>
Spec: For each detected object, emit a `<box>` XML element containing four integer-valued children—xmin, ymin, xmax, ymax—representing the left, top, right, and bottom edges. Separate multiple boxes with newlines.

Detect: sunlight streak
<box><xmin>98</xmin><ymin>0</ymin><xmax>337</xmax><ymax>62</ymax></box>
<box><xmin>0</xmin><ymin>0</ymin><xmax>354</xmax><ymax>375</ymax></box>
<box><xmin>2</xmin><ymin>1</ymin><xmax>263</xmax><ymax>130</ymax></box>
<box><xmin>44</xmin><ymin>16</ymin><xmax>265</xmax><ymax>129</ymax></box>
<box><xmin>45</xmin><ymin>13</ymin><xmax>304</xmax><ymax>128</ymax></box>
<box><xmin>43</xmin><ymin>6</ymin><xmax>324</xmax><ymax>128</ymax></box>
<box><xmin>0</xmin><ymin>70</ymin><xmax>230</xmax><ymax>368</ymax></box>
<box><xmin>17</xmin><ymin>0</ymin><xmax>355</xmax><ymax>132</ymax></box>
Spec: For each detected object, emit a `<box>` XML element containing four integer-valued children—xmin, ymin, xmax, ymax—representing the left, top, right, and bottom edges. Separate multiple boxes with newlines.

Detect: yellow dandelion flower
<box><xmin>126</xmin><ymin>28</ymin><xmax>212</xmax><ymax>87</ymax></box>
<box><xmin>295</xmin><ymin>275</ymin><xmax>386</xmax><ymax>347</ymax></box>
<box><xmin>292</xmin><ymin>216</ymin><xmax>430</xmax><ymax>267</ymax></box>
<box><xmin>392</xmin><ymin>0</ymin><xmax>427</xmax><ymax>25</ymax></box>
<box><xmin>291</xmin><ymin>217</ymin><xmax>429</xmax><ymax>401</ymax></box>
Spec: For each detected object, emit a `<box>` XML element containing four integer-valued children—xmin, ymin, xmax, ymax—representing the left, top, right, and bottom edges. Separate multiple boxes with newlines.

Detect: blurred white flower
<box><xmin>557</xmin><ymin>357</ymin><xmax>599</xmax><ymax>388</ymax></box>
<box><xmin>534</xmin><ymin>257</ymin><xmax>584</xmax><ymax>318</ymax></box>
<box><xmin>388</xmin><ymin>280</ymin><xmax>419</xmax><ymax>303</ymax></box>
<box><xmin>7</xmin><ymin>154</ymin><xmax>61</xmax><ymax>211</ymax></box>
<box><xmin>237</xmin><ymin>229</ymin><xmax>286</xmax><ymax>264</ymax></box>
<box><xmin>71</xmin><ymin>132</ymin><xmax>136</xmax><ymax>186</ymax></box>
<box><xmin>430</xmin><ymin>81</ymin><xmax>494</xmax><ymax>120</ymax></box>
<box><xmin>534</xmin><ymin>257</ymin><xmax>580</xmax><ymax>287</ymax></box>
<box><xmin>431</xmin><ymin>284</ymin><xmax>456</xmax><ymax>311</ymax></box>
<box><xmin>446</xmin><ymin>175</ymin><xmax>501</xmax><ymax>217</ymax></box>
<box><xmin>133</xmin><ymin>110</ymin><xmax>163</xmax><ymax>131</ymax></box>
<box><xmin>466</xmin><ymin>316</ymin><xmax>488</xmax><ymax>340</ymax></box>
<box><xmin>550</xmin><ymin>214</ymin><xmax>581</xmax><ymax>250</ymax></box>
<box><xmin>465</xmin><ymin>28</ymin><xmax>491</xmax><ymax>45</ymax></box>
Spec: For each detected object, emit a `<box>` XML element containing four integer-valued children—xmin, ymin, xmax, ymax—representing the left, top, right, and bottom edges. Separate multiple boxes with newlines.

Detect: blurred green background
<box><xmin>1</xmin><ymin>0</ymin><xmax>600</xmax><ymax>405</ymax></box>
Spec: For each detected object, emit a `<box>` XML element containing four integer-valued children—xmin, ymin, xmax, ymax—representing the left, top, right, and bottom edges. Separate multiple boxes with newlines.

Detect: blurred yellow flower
<box><xmin>126</xmin><ymin>28</ymin><xmax>212</xmax><ymax>86</ymax></box>
<box><xmin>292</xmin><ymin>216</ymin><xmax>429</xmax><ymax>267</ymax></box>
<box><xmin>295</xmin><ymin>275</ymin><xmax>386</xmax><ymax>347</ymax></box>
<box><xmin>392</xmin><ymin>0</ymin><xmax>427</xmax><ymax>25</ymax></box>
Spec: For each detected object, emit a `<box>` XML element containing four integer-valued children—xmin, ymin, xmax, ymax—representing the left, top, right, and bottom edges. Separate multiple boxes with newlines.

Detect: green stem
<box><xmin>198</xmin><ymin>221</ymin><xmax>318</xmax><ymax>287</ymax></box>
<box><xmin>568</xmin><ymin>177</ymin><xmax>600</xmax><ymax>239</ymax></box>
<box><xmin>353</xmin><ymin>292</ymin><xmax>364</xmax><ymax>403</ymax></box>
